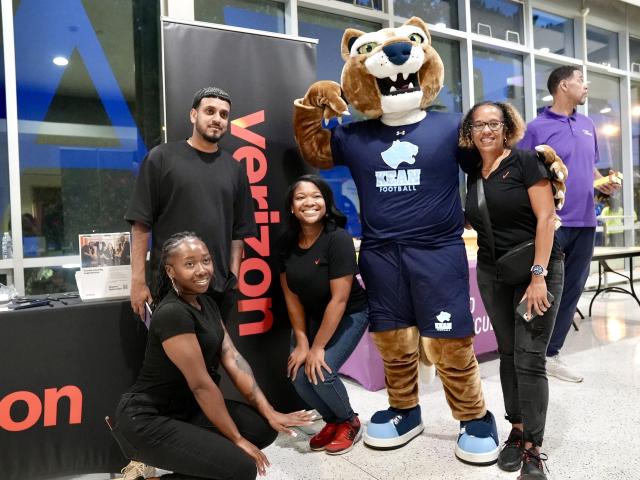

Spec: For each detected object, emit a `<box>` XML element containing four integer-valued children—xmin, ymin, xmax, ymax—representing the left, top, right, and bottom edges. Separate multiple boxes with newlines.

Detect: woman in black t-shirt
<box><xmin>114</xmin><ymin>232</ymin><xmax>313</xmax><ymax>480</ymax></box>
<box><xmin>460</xmin><ymin>102</ymin><xmax>564</xmax><ymax>480</ymax></box>
<box><xmin>279</xmin><ymin>175</ymin><xmax>368</xmax><ymax>456</ymax></box>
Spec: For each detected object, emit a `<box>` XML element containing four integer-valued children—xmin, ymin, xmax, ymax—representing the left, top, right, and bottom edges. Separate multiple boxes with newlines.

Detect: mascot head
<box><xmin>340</xmin><ymin>17</ymin><xmax>444</xmax><ymax>120</ymax></box>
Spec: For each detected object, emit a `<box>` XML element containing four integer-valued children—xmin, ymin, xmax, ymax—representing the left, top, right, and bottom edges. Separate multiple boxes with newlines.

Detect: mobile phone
<box><xmin>516</xmin><ymin>291</ymin><xmax>555</xmax><ymax>322</ymax></box>
<box><xmin>143</xmin><ymin>301</ymin><xmax>153</xmax><ymax>329</ymax></box>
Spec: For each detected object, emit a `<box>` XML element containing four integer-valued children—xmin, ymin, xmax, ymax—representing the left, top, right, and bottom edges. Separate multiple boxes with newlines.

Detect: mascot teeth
<box><xmin>377</xmin><ymin>72</ymin><xmax>420</xmax><ymax>97</ymax></box>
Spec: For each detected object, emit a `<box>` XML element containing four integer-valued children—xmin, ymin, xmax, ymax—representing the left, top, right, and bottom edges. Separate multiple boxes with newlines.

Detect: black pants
<box><xmin>476</xmin><ymin>258</ymin><xmax>564</xmax><ymax>446</ymax></box>
<box><xmin>114</xmin><ymin>393</ymin><xmax>277</xmax><ymax>480</ymax></box>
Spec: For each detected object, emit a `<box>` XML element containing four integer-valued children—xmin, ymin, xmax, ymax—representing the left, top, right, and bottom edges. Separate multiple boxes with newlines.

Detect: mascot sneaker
<box><xmin>455</xmin><ymin>410</ymin><xmax>499</xmax><ymax>465</ymax></box>
<box><xmin>363</xmin><ymin>405</ymin><xmax>424</xmax><ymax>449</ymax></box>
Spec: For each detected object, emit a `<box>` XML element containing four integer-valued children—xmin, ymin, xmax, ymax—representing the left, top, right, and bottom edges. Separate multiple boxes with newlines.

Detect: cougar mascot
<box><xmin>293</xmin><ymin>17</ymin><xmax>499</xmax><ymax>464</ymax></box>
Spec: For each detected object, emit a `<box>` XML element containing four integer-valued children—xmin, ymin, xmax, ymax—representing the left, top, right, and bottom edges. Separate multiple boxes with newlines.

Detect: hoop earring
<box><xmin>170</xmin><ymin>277</ymin><xmax>180</xmax><ymax>296</ymax></box>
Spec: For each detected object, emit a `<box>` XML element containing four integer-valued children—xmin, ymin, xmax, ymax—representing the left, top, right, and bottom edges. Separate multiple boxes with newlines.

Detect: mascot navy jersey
<box><xmin>331</xmin><ymin>111</ymin><xmax>465</xmax><ymax>248</ymax></box>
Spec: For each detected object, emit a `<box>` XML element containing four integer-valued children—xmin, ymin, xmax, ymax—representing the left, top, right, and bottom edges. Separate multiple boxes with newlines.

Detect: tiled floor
<box><xmin>57</xmin><ymin>290</ymin><xmax>640</xmax><ymax>480</ymax></box>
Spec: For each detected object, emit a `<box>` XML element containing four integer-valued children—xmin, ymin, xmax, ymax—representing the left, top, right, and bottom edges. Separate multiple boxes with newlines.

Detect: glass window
<box><xmin>473</xmin><ymin>46</ymin><xmax>525</xmax><ymax>115</ymax></box>
<box><xmin>534</xmin><ymin>60</ymin><xmax>558</xmax><ymax>112</ymax></box>
<box><xmin>631</xmin><ymin>82</ymin><xmax>640</xmax><ymax>245</ymax></box>
<box><xmin>194</xmin><ymin>0</ymin><xmax>285</xmax><ymax>33</ymax></box>
<box><xmin>430</xmin><ymin>37</ymin><xmax>462</xmax><ymax>113</ymax></box>
<box><xmin>0</xmin><ymin>9</ymin><xmax>9</xmax><ymax>237</ymax></box>
<box><xmin>298</xmin><ymin>8</ymin><xmax>380</xmax><ymax>83</ymax></box>
<box><xmin>336</xmin><ymin>0</ymin><xmax>383</xmax><ymax>11</ymax></box>
<box><xmin>586</xmin><ymin>24</ymin><xmax>619</xmax><ymax>68</ymax></box>
<box><xmin>588</xmin><ymin>72</ymin><xmax>621</xmax><ymax>173</ymax></box>
<box><xmin>470</xmin><ymin>0</ymin><xmax>523</xmax><ymax>45</ymax></box>
<box><xmin>630</xmin><ymin>37</ymin><xmax>640</xmax><ymax>73</ymax></box>
<box><xmin>14</xmin><ymin>0</ymin><xmax>158</xmax><ymax>258</ymax></box>
<box><xmin>393</xmin><ymin>0</ymin><xmax>459</xmax><ymax>30</ymax></box>
<box><xmin>532</xmin><ymin>9</ymin><xmax>574</xmax><ymax>57</ymax></box>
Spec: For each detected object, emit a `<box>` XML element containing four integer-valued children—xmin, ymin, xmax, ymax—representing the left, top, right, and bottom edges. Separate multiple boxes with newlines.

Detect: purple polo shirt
<box><xmin>519</xmin><ymin>107</ymin><xmax>599</xmax><ymax>227</ymax></box>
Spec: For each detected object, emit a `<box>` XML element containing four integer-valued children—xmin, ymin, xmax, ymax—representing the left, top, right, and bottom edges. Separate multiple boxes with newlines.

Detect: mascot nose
<box><xmin>382</xmin><ymin>42</ymin><xmax>413</xmax><ymax>65</ymax></box>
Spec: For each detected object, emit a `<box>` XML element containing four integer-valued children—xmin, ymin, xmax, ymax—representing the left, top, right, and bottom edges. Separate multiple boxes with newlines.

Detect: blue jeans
<box><xmin>547</xmin><ymin>227</ymin><xmax>595</xmax><ymax>356</ymax></box>
<box><xmin>291</xmin><ymin>309</ymin><xmax>369</xmax><ymax>423</ymax></box>
<box><xmin>477</xmin><ymin>258</ymin><xmax>564</xmax><ymax>446</ymax></box>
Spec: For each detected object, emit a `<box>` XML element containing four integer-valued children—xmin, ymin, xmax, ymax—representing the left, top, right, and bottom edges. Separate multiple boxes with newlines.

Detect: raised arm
<box><xmin>293</xmin><ymin>80</ymin><xmax>347</xmax><ymax>169</ymax></box>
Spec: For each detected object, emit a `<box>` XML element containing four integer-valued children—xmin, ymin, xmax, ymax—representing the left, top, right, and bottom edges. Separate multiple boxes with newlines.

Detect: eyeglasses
<box><xmin>471</xmin><ymin>121</ymin><xmax>504</xmax><ymax>132</ymax></box>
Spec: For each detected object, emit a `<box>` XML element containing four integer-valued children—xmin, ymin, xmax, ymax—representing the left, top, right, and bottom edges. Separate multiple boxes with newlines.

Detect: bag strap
<box><xmin>476</xmin><ymin>176</ymin><xmax>496</xmax><ymax>263</ymax></box>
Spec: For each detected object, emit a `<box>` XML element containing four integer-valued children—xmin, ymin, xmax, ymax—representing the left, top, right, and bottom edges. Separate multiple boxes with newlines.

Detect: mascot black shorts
<box><xmin>359</xmin><ymin>242</ymin><xmax>474</xmax><ymax>338</ymax></box>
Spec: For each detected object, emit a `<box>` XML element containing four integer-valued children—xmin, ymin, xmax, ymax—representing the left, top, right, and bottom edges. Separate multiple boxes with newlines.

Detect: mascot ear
<box><xmin>341</xmin><ymin>28</ymin><xmax>366</xmax><ymax>61</ymax></box>
<box><xmin>403</xmin><ymin>16</ymin><xmax>432</xmax><ymax>44</ymax></box>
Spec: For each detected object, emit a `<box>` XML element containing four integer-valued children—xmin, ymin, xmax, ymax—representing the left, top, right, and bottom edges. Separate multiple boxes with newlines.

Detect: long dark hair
<box><xmin>280</xmin><ymin>174</ymin><xmax>347</xmax><ymax>255</ymax></box>
<box><xmin>153</xmin><ymin>231</ymin><xmax>205</xmax><ymax>303</ymax></box>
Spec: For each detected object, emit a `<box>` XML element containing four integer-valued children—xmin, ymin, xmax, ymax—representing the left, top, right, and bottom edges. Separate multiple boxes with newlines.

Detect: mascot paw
<box><xmin>363</xmin><ymin>405</ymin><xmax>424</xmax><ymax>449</ymax></box>
<box><xmin>301</xmin><ymin>80</ymin><xmax>349</xmax><ymax>121</ymax></box>
<box><xmin>454</xmin><ymin>410</ymin><xmax>499</xmax><ymax>466</ymax></box>
<box><xmin>535</xmin><ymin>145</ymin><xmax>567</xmax><ymax>215</ymax></box>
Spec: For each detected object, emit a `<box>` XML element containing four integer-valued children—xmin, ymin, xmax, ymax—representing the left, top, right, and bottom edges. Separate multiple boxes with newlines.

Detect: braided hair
<box><xmin>153</xmin><ymin>231</ymin><xmax>203</xmax><ymax>303</ymax></box>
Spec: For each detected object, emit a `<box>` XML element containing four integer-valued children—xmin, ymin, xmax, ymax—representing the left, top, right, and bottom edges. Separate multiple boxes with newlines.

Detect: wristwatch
<box><xmin>530</xmin><ymin>264</ymin><xmax>548</xmax><ymax>277</ymax></box>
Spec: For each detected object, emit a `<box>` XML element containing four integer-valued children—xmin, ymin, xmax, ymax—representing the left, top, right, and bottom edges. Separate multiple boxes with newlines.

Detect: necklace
<box><xmin>481</xmin><ymin>149</ymin><xmax>510</xmax><ymax>176</ymax></box>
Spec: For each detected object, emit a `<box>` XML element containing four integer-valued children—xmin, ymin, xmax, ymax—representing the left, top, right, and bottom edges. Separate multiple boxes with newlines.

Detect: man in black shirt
<box><xmin>125</xmin><ymin>86</ymin><xmax>256</xmax><ymax>322</ymax></box>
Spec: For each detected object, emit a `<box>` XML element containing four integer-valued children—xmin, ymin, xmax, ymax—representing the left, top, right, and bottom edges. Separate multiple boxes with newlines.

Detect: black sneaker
<box><xmin>498</xmin><ymin>427</ymin><xmax>523</xmax><ymax>472</ymax></box>
<box><xmin>518</xmin><ymin>447</ymin><xmax>548</xmax><ymax>479</ymax></box>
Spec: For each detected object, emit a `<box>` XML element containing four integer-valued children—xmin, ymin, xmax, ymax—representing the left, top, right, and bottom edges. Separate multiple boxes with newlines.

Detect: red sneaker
<box><xmin>309</xmin><ymin>422</ymin><xmax>339</xmax><ymax>451</ymax></box>
<box><xmin>325</xmin><ymin>416</ymin><xmax>361</xmax><ymax>455</ymax></box>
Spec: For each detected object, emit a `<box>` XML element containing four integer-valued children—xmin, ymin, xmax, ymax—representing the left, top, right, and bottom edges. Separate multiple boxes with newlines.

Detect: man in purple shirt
<box><xmin>519</xmin><ymin>65</ymin><xmax>620</xmax><ymax>383</ymax></box>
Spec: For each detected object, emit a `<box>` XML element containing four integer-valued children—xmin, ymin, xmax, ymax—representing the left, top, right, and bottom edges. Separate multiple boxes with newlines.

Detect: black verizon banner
<box><xmin>163</xmin><ymin>20</ymin><xmax>316</xmax><ymax>410</ymax></box>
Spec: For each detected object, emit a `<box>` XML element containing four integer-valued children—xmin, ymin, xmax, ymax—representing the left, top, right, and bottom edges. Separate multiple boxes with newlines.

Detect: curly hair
<box><xmin>153</xmin><ymin>231</ymin><xmax>206</xmax><ymax>303</ymax></box>
<box><xmin>458</xmin><ymin>101</ymin><xmax>525</xmax><ymax>150</ymax></box>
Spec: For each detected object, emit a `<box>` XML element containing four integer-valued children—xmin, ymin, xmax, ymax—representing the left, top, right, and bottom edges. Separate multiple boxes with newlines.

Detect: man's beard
<box><xmin>197</xmin><ymin>123</ymin><xmax>226</xmax><ymax>144</ymax></box>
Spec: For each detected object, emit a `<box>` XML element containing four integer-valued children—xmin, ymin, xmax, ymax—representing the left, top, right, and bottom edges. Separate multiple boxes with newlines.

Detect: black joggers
<box><xmin>114</xmin><ymin>393</ymin><xmax>277</xmax><ymax>480</ymax></box>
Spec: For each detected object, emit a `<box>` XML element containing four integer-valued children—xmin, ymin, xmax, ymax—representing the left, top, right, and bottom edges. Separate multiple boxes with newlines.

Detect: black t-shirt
<box><xmin>125</xmin><ymin>141</ymin><xmax>257</xmax><ymax>293</ymax></box>
<box><xmin>280</xmin><ymin>225</ymin><xmax>368</xmax><ymax>324</ymax></box>
<box><xmin>465</xmin><ymin>149</ymin><xmax>561</xmax><ymax>266</ymax></box>
<box><xmin>129</xmin><ymin>290</ymin><xmax>224</xmax><ymax>409</ymax></box>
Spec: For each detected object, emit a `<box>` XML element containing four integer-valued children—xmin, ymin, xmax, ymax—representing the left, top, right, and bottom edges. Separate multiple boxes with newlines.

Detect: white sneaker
<box><xmin>120</xmin><ymin>460</ymin><xmax>156</xmax><ymax>480</ymax></box>
<box><xmin>546</xmin><ymin>354</ymin><xmax>583</xmax><ymax>383</ymax></box>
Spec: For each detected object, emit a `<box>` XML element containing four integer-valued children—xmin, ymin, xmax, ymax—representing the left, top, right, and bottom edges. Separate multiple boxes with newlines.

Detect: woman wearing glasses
<box><xmin>459</xmin><ymin>101</ymin><xmax>564</xmax><ymax>480</ymax></box>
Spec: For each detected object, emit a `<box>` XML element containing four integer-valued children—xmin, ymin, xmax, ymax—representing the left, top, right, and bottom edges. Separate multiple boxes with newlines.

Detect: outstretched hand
<box><xmin>266</xmin><ymin>409</ymin><xmax>315</xmax><ymax>438</ymax></box>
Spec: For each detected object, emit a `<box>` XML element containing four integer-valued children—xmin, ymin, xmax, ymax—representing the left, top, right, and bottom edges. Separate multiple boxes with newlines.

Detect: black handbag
<box><xmin>476</xmin><ymin>177</ymin><xmax>535</xmax><ymax>285</ymax></box>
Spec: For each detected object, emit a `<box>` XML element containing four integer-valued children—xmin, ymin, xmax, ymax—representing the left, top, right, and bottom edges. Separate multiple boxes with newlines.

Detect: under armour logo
<box><xmin>396</xmin><ymin>130</ymin><xmax>405</xmax><ymax>136</ymax></box>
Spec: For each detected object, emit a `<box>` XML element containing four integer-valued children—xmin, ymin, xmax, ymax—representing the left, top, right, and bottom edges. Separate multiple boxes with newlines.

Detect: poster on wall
<box><xmin>162</xmin><ymin>19</ymin><xmax>317</xmax><ymax>409</ymax></box>
<box><xmin>75</xmin><ymin>232</ymin><xmax>131</xmax><ymax>300</ymax></box>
